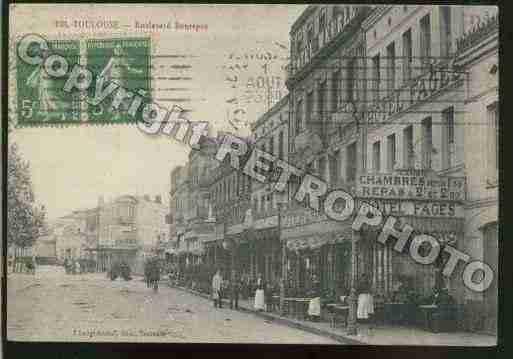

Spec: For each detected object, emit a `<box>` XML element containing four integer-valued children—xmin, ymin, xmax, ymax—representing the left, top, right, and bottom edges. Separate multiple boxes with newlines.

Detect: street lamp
<box><xmin>346</xmin><ymin>99</ymin><xmax>365</xmax><ymax>336</ymax></box>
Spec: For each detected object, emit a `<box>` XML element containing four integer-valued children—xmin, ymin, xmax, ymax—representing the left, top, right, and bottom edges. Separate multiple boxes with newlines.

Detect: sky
<box><xmin>9</xmin><ymin>4</ymin><xmax>307</xmax><ymax>220</ymax></box>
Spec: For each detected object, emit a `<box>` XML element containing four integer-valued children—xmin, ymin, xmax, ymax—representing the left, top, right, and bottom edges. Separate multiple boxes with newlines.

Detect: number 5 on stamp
<box><xmin>17</xmin><ymin>40</ymin><xmax>80</xmax><ymax>125</ymax></box>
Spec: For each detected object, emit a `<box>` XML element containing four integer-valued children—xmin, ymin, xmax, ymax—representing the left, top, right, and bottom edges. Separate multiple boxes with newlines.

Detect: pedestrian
<box><xmin>357</xmin><ymin>274</ymin><xmax>374</xmax><ymax>323</ymax></box>
<box><xmin>152</xmin><ymin>258</ymin><xmax>161</xmax><ymax>292</ymax></box>
<box><xmin>75</xmin><ymin>260</ymin><xmax>81</xmax><ymax>275</ymax></box>
<box><xmin>307</xmin><ymin>274</ymin><xmax>321</xmax><ymax>322</ymax></box>
<box><xmin>144</xmin><ymin>258</ymin><xmax>152</xmax><ymax>288</ymax></box>
<box><xmin>212</xmin><ymin>269</ymin><xmax>223</xmax><ymax>308</ymax></box>
<box><xmin>229</xmin><ymin>270</ymin><xmax>240</xmax><ymax>310</ymax></box>
<box><xmin>254</xmin><ymin>273</ymin><xmax>266</xmax><ymax>311</ymax></box>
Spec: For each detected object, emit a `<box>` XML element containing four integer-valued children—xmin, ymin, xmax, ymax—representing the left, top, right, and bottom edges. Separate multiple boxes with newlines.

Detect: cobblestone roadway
<box><xmin>7</xmin><ymin>267</ymin><xmax>338</xmax><ymax>344</ymax></box>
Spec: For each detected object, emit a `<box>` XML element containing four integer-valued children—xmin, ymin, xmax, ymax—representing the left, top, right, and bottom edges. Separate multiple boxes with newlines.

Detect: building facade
<box><xmin>285</xmin><ymin>4</ymin><xmax>371</xmax><ymax>296</ymax></box>
<box><xmin>96</xmin><ymin>194</ymin><xmax>169</xmax><ymax>274</ymax></box>
<box><xmin>455</xmin><ymin>7</ymin><xmax>498</xmax><ymax>334</ymax></box>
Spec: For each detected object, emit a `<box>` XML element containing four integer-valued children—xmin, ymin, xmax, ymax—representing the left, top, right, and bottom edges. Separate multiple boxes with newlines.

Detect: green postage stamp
<box><xmin>86</xmin><ymin>38</ymin><xmax>151</xmax><ymax>123</ymax></box>
<box><xmin>15</xmin><ymin>36</ymin><xmax>151</xmax><ymax>126</ymax></box>
<box><xmin>16</xmin><ymin>40</ymin><xmax>81</xmax><ymax>125</ymax></box>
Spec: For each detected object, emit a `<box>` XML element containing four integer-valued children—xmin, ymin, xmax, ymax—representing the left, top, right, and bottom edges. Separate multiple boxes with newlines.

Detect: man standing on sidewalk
<box><xmin>229</xmin><ymin>270</ymin><xmax>240</xmax><ymax>310</ymax></box>
<box><xmin>212</xmin><ymin>269</ymin><xmax>223</xmax><ymax>308</ymax></box>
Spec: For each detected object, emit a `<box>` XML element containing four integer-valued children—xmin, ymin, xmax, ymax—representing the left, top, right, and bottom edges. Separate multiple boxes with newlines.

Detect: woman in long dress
<box><xmin>357</xmin><ymin>274</ymin><xmax>374</xmax><ymax>322</ymax></box>
<box><xmin>26</xmin><ymin>48</ymin><xmax>63</xmax><ymax>121</ymax></box>
<box><xmin>98</xmin><ymin>44</ymin><xmax>143</xmax><ymax>120</ymax></box>
<box><xmin>254</xmin><ymin>273</ymin><xmax>266</xmax><ymax>311</ymax></box>
<box><xmin>212</xmin><ymin>270</ymin><xmax>223</xmax><ymax>308</ymax></box>
<box><xmin>307</xmin><ymin>274</ymin><xmax>321</xmax><ymax>321</ymax></box>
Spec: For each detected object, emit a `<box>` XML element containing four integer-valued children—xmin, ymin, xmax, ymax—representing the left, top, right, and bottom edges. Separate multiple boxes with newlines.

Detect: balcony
<box><xmin>457</xmin><ymin>13</ymin><xmax>498</xmax><ymax>54</ymax></box>
<box><xmin>288</xmin><ymin>6</ymin><xmax>371</xmax><ymax>82</ymax></box>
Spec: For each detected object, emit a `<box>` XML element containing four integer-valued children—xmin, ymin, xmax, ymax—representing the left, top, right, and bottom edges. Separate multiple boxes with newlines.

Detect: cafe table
<box><xmin>283</xmin><ymin>298</ymin><xmax>312</xmax><ymax>320</ymax></box>
<box><xmin>418</xmin><ymin>304</ymin><xmax>438</xmax><ymax>332</ymax></box>
<box><xmin>326</xmin><ymin>303</ymin><xmax>349</xmax><ymax>328</ymax></box>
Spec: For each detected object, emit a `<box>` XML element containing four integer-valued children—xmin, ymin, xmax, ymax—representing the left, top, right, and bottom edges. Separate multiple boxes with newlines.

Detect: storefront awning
<box><xmin>286</xmin><ymin>231</ymin><xmax>350</xmax><ymax>251</ymax></box>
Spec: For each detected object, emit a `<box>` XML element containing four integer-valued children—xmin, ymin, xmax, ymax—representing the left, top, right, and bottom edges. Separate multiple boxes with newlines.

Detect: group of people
<box><xmin>144</xmin><ymin>257</ymin><xmax>161</xmax><ymax>291</ymax></box>
<box><xmin>64</xmin><ymin>258</ymin><xmax>82</xmax><ymax>275</ymax></box>
<box><xmin>211</xmin><ymin>271</ymin><xmax>285</xmax><ymax>312</ymax></box>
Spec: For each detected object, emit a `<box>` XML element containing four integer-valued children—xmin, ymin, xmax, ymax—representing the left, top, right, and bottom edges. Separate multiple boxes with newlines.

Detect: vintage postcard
<box><xmin>6</xmin><ymin>4</ymin><xmax>498</xmax><ymax>346</ymax></box>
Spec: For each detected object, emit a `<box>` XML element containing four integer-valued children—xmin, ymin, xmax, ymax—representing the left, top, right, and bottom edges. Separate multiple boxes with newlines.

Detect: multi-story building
<box><xmin>54</xmin><ymin>209</ymin><xmax>97</xmax><ymax>263</ymax></box>
<box><xmin>248</xmin><ymin>94</ymin><xmax>289</xmax><ymax>284</ymax></box>
<box><xmin>455</xmin><ymin>7</ymin><xmax>498</xmax><ymax>334</ymax></box>
<box><xmin>207</xmin><ymin>132</ymin><xmax>253</xmax><ymax>279</ymax></box>
<box><xmin>358</xmin><ymin>5</ymin><xmax>498</xmax><ymax>333</ymax></box>
<box><xmin>284</xmin><ymin>4</ymin><xmax>372</xmax><ymax>295</ymax></box>
<box><xmin>96</xmin><ymin>194</ymin><xmax>169</xmax><ymax>274</ymax></box>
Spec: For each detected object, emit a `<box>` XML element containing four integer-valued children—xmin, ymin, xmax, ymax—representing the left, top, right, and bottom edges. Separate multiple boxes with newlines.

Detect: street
<box><xmin>7</xmin><ymin>266</ymin><xmax>338</xmax><ymax>344</ymax></box>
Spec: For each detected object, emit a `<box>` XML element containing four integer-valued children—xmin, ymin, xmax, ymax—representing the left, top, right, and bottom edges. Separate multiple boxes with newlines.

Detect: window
<box><xmin>372</xmin><ymin>54</ymin><xmax>381</xmax><ymax>102</ymax></box>
<box><xmin>296</xmin><ymin>100</ymin><xmax>303</xmax><ymax>135</ymax></box>
<box><xmin>420</xmin><ymin>14</ymin><xmax>431</xmax><ymax>70</ymax></box>
<box><xmin>487</xmin><ymin>102</ymin><xmax>499</xmax><ymax>182</ymax></box>
<box><xmin>387</xmin><ymin>42</ymin><xmax>396</xmax><ymax>96</ymax></box>
<box><xmin>329</xmin><ymin>149</ymin><xmax>340</xmax><ymax>184</ymax></box>
<box><xmin>306</xmin><ymin>161</ymin><xmax>314</xmax><ymax>174</ymax></box>
<box><xmin>346</xmin><ymin>142</ymin><xmax>357</xmax><ymax>182</ymax></box>
<box><xmin>442</xmin><ymin>107</ymin><xmax>455</xmax><ymax>168</ymax></box>
<box><xmin>278</xmin><ymin>131</ymin><xmax>284</xmax><ymax>159</ymax></box>
<box><xmin>440</xmin><ymin>6</ymin><xmax>452</xmax><ymax>59</ymax></box>
<box><xmin>373</xmin><ymin>141</ymin><xmax>381</xmax><ymax>172</ymax></box>
<box><xmin>318</xmin><ymin>157</ymin><xmax>327</xmax><ymax>181</ymax></box>
<box><xmin>306</xmin><ymin>91</ymin><xmax>314</xmax><ymax>127</ymax></box>
<box><xmin>318</xmin><ymin>81</ymin><xmax>326</xmax><ymax>120</ymax></box>
<box><xmin>422</xmin><ymin>117</ymin><xmax>433</xmax><ymax>169</ymax></box>
<box><xmin>332</xmin><ymin>70</ymin><xmax>340</xmax><ymax>112</ymax></box>
<box><xmin>307</xmin><ymin>25</ymin><xmax>314</xmax><ymax>55</ymax></box>
<box><xmin>347</xmin><ymin>58</ymin><xmax>356</xmax><ymax>102</ymax></box>
<box><xmin>402</xmin><ymin>29</ymin><xmax>412</xmax><ymax>84</ymax></box>
<box><xmin>403</xmin><ymin>125</ymin><xmax>414</xmax><ymax>168</ymax></box>
<box><xmin>319</xmin><ymin>11</ymin><xmax>326</xmax><ymax>40</ymax></box>
<box><xmin>387</xmin><ymin>134</ymin><xmax>397</xmax><ymax>172</ymax></box>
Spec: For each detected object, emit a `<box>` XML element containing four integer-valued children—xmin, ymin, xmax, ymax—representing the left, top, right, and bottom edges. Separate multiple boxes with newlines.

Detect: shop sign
<box><xmin>357</xmin><ymin>198</ymin><xmax>464</xmax><ymax>218</ymax></box>
<box><xmin>367</xmin><ymin>64</ymin><xmax>463</xmax><ymax>124</ymax></box>
<box><xmin>356</xmin><ymin>171</ymin><xmax>465</xmax><ymax>202</ymax></box>
<box><xmin>282</xmin><ymin>208</ymin><xmax>328</xmax><ymax>228</ymax></box>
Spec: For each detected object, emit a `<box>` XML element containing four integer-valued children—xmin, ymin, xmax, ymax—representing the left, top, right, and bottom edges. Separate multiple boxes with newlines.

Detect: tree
<box><xmin>7</xmin><ymin>143</ymin><xmax>45</xmax><ymax>251</ymax></box>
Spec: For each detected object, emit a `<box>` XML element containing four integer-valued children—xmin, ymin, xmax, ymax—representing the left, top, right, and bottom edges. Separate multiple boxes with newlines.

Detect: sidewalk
<box><xmin>170</xmin><ymin>284</ymin><xmax>497</xmax><ymax>346</ymax></box>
